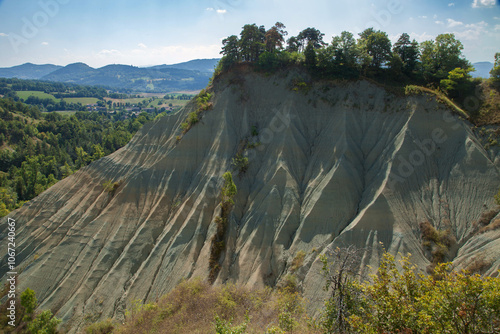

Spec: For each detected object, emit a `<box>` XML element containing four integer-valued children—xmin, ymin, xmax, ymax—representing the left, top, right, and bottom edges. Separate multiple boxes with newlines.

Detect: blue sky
<box><xmin>0</xmin><ymin>0</ymin><xmax>499</xmax><ymax>68</ymax></box>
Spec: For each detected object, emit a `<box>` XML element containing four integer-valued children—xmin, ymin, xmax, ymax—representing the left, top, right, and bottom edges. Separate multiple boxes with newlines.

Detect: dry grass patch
<box><xmin>113</xmin><ymin>279</ymin><xmax>320</xmax><ymax>334</ymax></box>
<box><xmin>473</xmin><ymin>208</ymin><xmax>500</xmax><ymax>234</ymax></box>
<box><xmin>419</xmin><ymin>221</ymin><xmax>457</xmax><ymax>272</ymax></box>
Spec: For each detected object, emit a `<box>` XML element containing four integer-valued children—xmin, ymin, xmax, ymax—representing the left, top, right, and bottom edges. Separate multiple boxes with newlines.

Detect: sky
<box><xmin>0</xmin><ymin>0</ymin><xmax>499</xmax><ymax>68</ymax></box>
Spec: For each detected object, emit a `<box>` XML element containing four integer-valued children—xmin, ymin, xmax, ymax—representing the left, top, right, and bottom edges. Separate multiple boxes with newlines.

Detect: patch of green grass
<box><xmin>63</xmin><ymin>97</ymin><xmax>100</xmax><ymax>105</ymax></box>
<box><xmin>16</xmin><ymin>90</ymin><xmax>60</xmax><ymax>101</ymax></box>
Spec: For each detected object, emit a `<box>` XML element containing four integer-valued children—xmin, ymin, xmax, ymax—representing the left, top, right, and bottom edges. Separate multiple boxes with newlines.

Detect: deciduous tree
<box><xmin>331</xmin><ymin>31</ymin><xmax>359</xmax><ymax>68</ymax></box>
<box><xmin>358</xmin><ymin>28</ymin><xmax>392</xmax><ymax>68</ymax></box>
<box><xmin>420</xmin><ymin>33</ymin><xmax>470</xmax><ymax>83</ymax></box>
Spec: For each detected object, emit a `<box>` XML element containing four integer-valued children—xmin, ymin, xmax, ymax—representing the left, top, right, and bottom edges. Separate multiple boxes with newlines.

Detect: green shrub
<box><xmin>251</xmin><ymin>125</ymin><xmax>259</xmax><ymax>137</ymax></box>
<box><xmin>102</xmin><ymin>180</ymin><xmax>121</xmax><ymax>195</ymax></box>
<box><xmin>419</xmin><ymin>221</ymin><xmax>456</xmax><ymax>270</ymax></box>
<box><xmin>27</xmin><ymin>310</ymin><xmax>61</xmax><ymax>334</ymax></box>
<box><xmin>280</xmin><ymin>274</ymin><xmax>298</xmax><ymax>292</ymax></box>
<box><xmin>85</xmin><ymin>319</ymin><xmax>115</xmax><ymax>334</ymax></box>
<box><xmin>291</xmin><ymin>250</ymin><xmax>306</xmax><ymax>272</ymax></box>
<box><xmin>21</xmin><ymin>288</ymin><xmax>37</xmax><ymax>321</ymax></box>
<box><xmin>214</xmin><ymin>314</ymin><xmax>249</xmax><ymax>334</ymax></box>
<box><xmin>231</xmin><ymin>154</ymin><xmax>249</xmax><ymax>175</ymax></box>
<box><xmin>291</xmin><ymin>78</ymin><xmax>311</xmax><ymax>93</ymax></box>
<box><xmin>178</xmin><ymin>89</ymin><xmax>214</xmax><ymax>136</ymax></box>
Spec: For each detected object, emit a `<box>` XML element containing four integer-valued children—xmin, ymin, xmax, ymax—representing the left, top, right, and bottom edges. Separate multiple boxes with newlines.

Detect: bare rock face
<box><xmin>1</xmin><ymin>68</ymin><xmax>499</xmax><ymax>332</ymax></box>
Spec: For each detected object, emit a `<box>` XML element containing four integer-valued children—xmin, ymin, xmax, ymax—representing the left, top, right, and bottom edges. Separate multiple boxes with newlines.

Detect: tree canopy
<box><xmin>215</xmin><ymin>23</ymin><xmax>481</xmax><ymax>89</ymax></box>
<box><xmin>358</xmin><ymin>28</ymin><xmax>392</xmax><ymax>68</ymax></box>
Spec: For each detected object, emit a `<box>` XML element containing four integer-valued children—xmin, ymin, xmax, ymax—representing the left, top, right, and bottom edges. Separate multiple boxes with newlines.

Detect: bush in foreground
<box><xmin>113</xmin><ymin>278</ymin><xmax>317</xmax><ymax>334</ymax></box>
<box><xmin>91</xmin><ymin>250</ymin><xmax>500</xmax><ymax>333</ymax></box>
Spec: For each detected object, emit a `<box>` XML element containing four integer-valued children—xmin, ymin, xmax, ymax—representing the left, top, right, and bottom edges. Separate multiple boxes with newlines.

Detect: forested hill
<box><xmin>41</xmin><ymin>64</ymin><xmax>211</xmax><ymax>92</ymax></box>
<box><xmin>0</xmin><ymin>63</ymin><xmax>62</xmax><ymax>80</ymax></box>
<box><xmin>0</xmin><ymin>59</ymin><xmax>220</xmax><ymax>93</ymax></box>
<box><xmin>0</xmin><ymin>97</ymin><xmax>166</xmax><ymax>217</ymax></box>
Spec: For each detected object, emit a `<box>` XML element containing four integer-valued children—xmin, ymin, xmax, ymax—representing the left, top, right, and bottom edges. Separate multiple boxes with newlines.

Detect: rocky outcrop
<box><xmin>1</xmin><ymin>68</ymin><xmax>499</xmax><ymax>332</ymax></box>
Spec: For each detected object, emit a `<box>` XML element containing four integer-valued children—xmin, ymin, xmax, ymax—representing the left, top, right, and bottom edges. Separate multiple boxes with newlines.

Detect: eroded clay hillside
<box><xmin>1</xmin><ymin>67</ymin><xmax>499</xmax><ymax>332</ymax></box>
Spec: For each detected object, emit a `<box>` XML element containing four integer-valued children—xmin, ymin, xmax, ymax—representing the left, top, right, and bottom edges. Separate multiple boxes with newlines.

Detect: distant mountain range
<box><xmin>0</xmin><ymin>63</ymin><xmax>63</xmax><ymax>80</ymax></box>
<box><xmin>0</xmin><ymin>58</ymin><xmax>220</xmax><ymax>92</ymax></box>
<box><xmin>147</xmin><ymin>59</ymin><xmax>220</xmax><ymax>73</ymax></box>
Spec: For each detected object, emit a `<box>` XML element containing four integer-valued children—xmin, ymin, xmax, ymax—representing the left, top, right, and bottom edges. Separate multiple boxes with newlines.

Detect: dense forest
<box><xmin>0</xmin><ymin>97</ymin><xmax>166</xmax><ymax>216</ymax></box>
<box><xmin>217</xmin><ymin>22</ymin><xmax>500</xmax><ymax>116</ymax></box>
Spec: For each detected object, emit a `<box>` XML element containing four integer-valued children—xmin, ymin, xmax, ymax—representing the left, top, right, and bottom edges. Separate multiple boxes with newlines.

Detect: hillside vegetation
<box><xmin>0</xmin><ymin>78</ymin><xmax>193</xmax><ymax>113</ymax></box>
<box><xmin>79</xmin><ymin>251</ymin><xmax>500</xmax><ymax>334</ymax></box>
<box><xmin>0</xmin><ymin>97</ymin><xmax>166</xmax><ymax>216</ymax></box>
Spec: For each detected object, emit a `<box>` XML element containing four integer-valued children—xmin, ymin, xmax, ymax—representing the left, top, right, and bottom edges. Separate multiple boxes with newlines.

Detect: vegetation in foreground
<box><xmin>73</xmin><ymin>250</ymin><xmax>500</xmax><ymax>334</ymax></box>
<box><xmin>1</xmin><ymin>249</ymin><xmax>498</xmax><ymax>333</ymax></box>
<box><xmin>0</xmin><ymin>287</ymin><xmax>61</xmax><ymax>333</ymax></box>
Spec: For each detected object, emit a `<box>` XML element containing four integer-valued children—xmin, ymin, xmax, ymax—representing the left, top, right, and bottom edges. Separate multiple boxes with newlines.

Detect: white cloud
<box><xmin>41</xmin><ymin>42</ymin><xmax>49</xmax><ymax>46</ymax></box>
<box><xmin>97</xmin><ymin>49</ymin><xmax>123</xmax><ymax>58</ymax></box>
<box><xmin>216</xmin><ymin>9</ymin><xmax>227</xmax><ymax>14</ymax></box>
<box><xmin>418</xmin><ymin>15</ymin><xmax>428</xmax><ymax>19</ymax></box>
<box><xmin>206</xmin><ymin>7</ymin><xmax>214</xmax><ymax>11</ymax></box>
<box><xmin>138</xmin><ymin>43</ymin><xmax>147</xmax><ymax>49</ymax></box>
<box><xmin>127</xmin><ymin>44</ymin><xmax>221</xmax><ymax>66</ymax></box>
<box><xmin>447</xmin><ymin>18</ymin><xmax>463</xmax><ymax>27</ymax></box>
<box><xmin>454</xmin><ymin>21</ymin><xmax>488</xmax><ymax>40</ymax></box>
<box><xmin>464</xmin><ymin>21</ymin><xmax>488</xmax><ymax>29</ymax></box>
<box><xmin>411</xmin><ymin>32</ymin><xmax>435</xmax><ymax>42</ymax></box>
<box><xmin>448</xmin><ymin>2</ymin><xmax>455</xmax><ymax>6</ymax></box>
<box><xmin>495</xmin><ymin>24</ymin><xmax>500</xmax><ymax>30</ymax></box>
<box><xmin>0</xmin><ymin>33</ymin><xmax>7</xmax><ymax>37</ymax></box>
<box><xmin>435</xmin><ymin>20</ymin><xmax>444</xmax><ymax>25</ymax></box>
<box><xmin>472</xmin><ymin>0</ymin><xmax>497</xmax><ymax>8</ymax></box>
